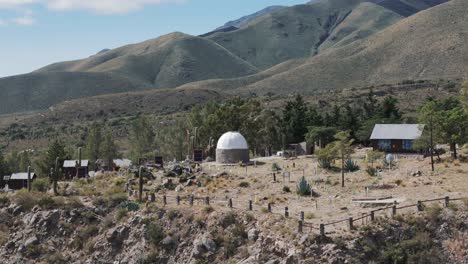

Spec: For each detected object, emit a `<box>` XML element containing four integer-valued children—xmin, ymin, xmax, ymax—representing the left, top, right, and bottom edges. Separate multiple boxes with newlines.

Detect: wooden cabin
<box><xmin>3</xmin><ymin>173</ymin><xmax>36</xmax><ymax>190</ymax></box>
<box><xmin>63</xmin><ymin>160</ymin><xmax>89</xmax><ymax>179</ymax></box>
<box><xmin>370</xmin><ymin>124</ymin><xmax>424</xmax><ymax>153</ymax></box>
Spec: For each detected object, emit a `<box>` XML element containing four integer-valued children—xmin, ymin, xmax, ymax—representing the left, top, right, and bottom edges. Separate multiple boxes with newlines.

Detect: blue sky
<box><xmin>0</xmin><ymin>0</ymin><xmax>307</xmax><ymax>77</ymax></box>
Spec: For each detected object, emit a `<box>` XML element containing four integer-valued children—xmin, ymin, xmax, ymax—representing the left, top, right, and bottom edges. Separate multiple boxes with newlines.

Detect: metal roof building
<box><xmin>63</xmin><ymin>160</ymin><xmax>89</xmax><ymax>168</ymax></box>
<box><xmin>370</xmin><ymin>124</ymin><xmax>425</xmax><ymax>140</ymax></box>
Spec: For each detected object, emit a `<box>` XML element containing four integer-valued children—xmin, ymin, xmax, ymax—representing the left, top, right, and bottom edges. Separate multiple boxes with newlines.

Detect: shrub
<box><xmin>394</xmin><ymin>179</ymin><xmax>403</xmax><ymax>186</ymax></box>
<box><xmin>12</xmin><ymin>189</ymin><xmax>38</xmax><ymax>210</ymax></box>
<box><xmin>283</xmin><ymin>186</ymin><xmax>291</xmax><ymax>193</ymax></box>
<box><xmin>203</xmin><ymin>206</ymin><xmax>214</xmax><ymax>214</ymax></box>
<box><xmin>32</xmin><ymin>178</ymin><xmax>49</xmax><ymax>192</ymax></box>
<box><xmin>0</xmin><ymin>194</ymin><xmax>9</xmax><ymax>207</ymax></box>
<box><xmin>0</xmin><ymin>230</ymin><xmax>8</xmax><ymax>247</ymax></box>
<box><xmin>44</xmin><ymin>252</ymin><xmax>67</xmax><ymax>264</ymax></box>
<box><xmin>220</xmin><ymin>212</ymin><xmax>237</xmax><ymax>228</ymax></box>
<box><xmin>167</xmin><ymin>209</ymin><xmax>179</xmax><ymax>220</ymax></box>
<box><xmin>72</xmin><ymin>225</ymin><xmax>99</xmax><ymax>249</ymax></box>
<box><xmin>232</xmin><ymin>223</ymin><xmax>247</xmax><ymax>240</ymax></box>
<box><xmin>38</xmin><ymin>196</ymin><xmax>57</xmax><ymax>209</ymax></box>
<box><xmin>117</xmin><ymin>201</ymin><xmax>139</xmax><ymax>212</ymax></box>
<box><xmin>344</xmin><ymin>159</ymin><xmax>360</xmax><ymax>172</ymax></box>
<box><xmin>366</xmin><ymin>167</ymin><xmax>377</xmax><ymax>177</ymax></box>
<box><xmin>115</xmin><ymin>208</ymin><xmax>128</xmax><ymax>221</ymax></box>
<box><xmin>296</xmin><ymin>177</ymin><xmax>312</xmax><ymax>196</ymax></box>
<box><xmin>271</xmin><ymin>163</ymin><xmax>281</xmax><ymax>171</ymax></box>
<box><xmin>318</xmin><ymin>159</ymin><xmax>332</xmax><ymax>169</ymax></box>
<box><xmin>146</xmin><ymin>222</ymin><xmax>165</xmax><ymax>246</ymax></box>
<box><xmin>305</xmin><ymin>212</ymin><xmax>315</xmax><ymax>219</ymax></box>
<box><xmin>238</xmin><ymin>182</ymin><xmax>250</xmax><ymax>188</ymax></box>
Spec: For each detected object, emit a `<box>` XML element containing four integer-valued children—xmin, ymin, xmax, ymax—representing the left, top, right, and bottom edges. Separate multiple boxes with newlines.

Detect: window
<box><xmin>378</xmin><ymin>139</ymin><xmax>391</xmax><ymax>151</ymax></box>
<box><xmin>402</xmin><ymin>140</ymin><xmax>413</xmax><ymax>151</ymax></box>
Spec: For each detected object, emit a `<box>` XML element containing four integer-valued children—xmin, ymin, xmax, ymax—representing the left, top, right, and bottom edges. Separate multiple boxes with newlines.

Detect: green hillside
<box><xmin>0</xmin><ymin>0</ymin><xmax>458</xmax><ymax>115</ymax></box>
<box><xmin>235</xmin><ymin>0</ymin><xmax>468</xmax><ymax>95</ymax></box>
<box><xmin>36</xmin><ymin>32</ymin><xmax>258</xmax><ymax>89</ymax></box>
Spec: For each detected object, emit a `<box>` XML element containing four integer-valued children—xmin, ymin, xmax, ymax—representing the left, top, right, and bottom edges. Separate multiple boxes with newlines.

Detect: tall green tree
<box><xmin>282</xmin><ymin>95</ymin><xmax>308</xmax><ymax>144</ymax></box>
<box><xmin>381</xmin><ymin>96</ymin><xmax>401</xmax><ymax>120</ymax></box>
<box><xmin>305</xmin><ymin>126</ymin><xmax>337</xmax><ymax>148</ymax></box>
<box><xmin>363</xmin><ymin>89</ymin><xmax>379</xmax><ymax>118</ymax></box>
<box><xmin>0</xmin><ymin>152</ymin><xmax>7</xmax><ymax>188</ymax></box>
<box><xmin>130</xmin><ymin>116</ymin><xmax>155</xmax><ymax>163</ymax></box>
<box><xmin>419</xmin><ymin>98</ymin><xmax>467</xmax><ymax>159</ymax></box>
<box><xmin>156</xmin><ymin>118</ymin><xmax>188</xmax><ymax>161</ymax></box>
<box><xmin>331</xmin><ymin>131</ymin><xmax>354</xmax><ymax>188</ymax></box>
<box><xmin>84</xmin><ymin>123</ymin><xmax>102</xmax><ymax>170</ymax></box>
<box><xmin>101</xmin><ymin>129</ymin><xmax>119</xmax><ymax>171</ymax></box>
<box><xmin>36</xmin><ymin>140</ymin><xmax>67</xmax><ymax>195</ymax></box>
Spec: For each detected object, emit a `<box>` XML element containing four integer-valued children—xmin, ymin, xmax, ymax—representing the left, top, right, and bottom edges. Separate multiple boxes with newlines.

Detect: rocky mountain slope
<box><xmin>0</xmin><ymin>0</ymin><xmax>457</xmax><ymax>115</ymax></box>
<box><xmin>215</xmin><ymin>6</ymin><xmax>285</xmax><ymax>31</ymax></box>
<box><xmin>235</xmin><ymin>0</ymin><xmax>467</xmax><ymax>96</ymax></box>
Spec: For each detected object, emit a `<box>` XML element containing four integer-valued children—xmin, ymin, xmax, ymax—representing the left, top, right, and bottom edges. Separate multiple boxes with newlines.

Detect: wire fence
<box><xmin>129</xmin><ymin>189</ymin><xmax>466</xmax><ymax>236</ymax></box>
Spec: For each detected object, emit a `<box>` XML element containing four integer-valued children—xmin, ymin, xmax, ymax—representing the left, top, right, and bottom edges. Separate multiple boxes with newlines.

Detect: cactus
<box><xmin>318</xmin><ymin>159</ymin><xmax>332</xmax><ymax>169</ymax></box>
<box><xmin>366</xmin><ymin>166</ymin><xmax>377</xmax><ymax>177</ymax></box>
<box><xmin>344</xmin><ymin>159</ymin><xmax>360</xmax><ymax>172</ymax></box>
<box><xmin>138</xmin><ymin>166</ymin><xmax>143</xmax><ymax>202</ymax></box>
<box><xmin>271</xmin><ymin>162</ymin><xmax>281</xmax><ymax>172</ymax></box>
<box><xmin>296</xmin><ymin>176</ymin><xmax>312</xmax><ymax>196</ymax></box>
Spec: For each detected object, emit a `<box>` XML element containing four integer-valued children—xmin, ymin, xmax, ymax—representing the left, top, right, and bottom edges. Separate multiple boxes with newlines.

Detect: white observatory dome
<box><xmin>216</xmin><ymin>132</ymin><xmax>248</xmax><ymax>150</ymax></box>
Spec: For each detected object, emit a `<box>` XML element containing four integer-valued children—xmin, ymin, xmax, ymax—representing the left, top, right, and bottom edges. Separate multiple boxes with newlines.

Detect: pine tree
<box><xmin>84</xmin><ymin>123</ymin><xmax>102</xmax><ymax>170</ymax></box>
<box><xmin>101</xmin><ymin>129</ymin><xmax>118</xmax><ymax>171</ymax></box>
<box><xmin>282</xmin><ymin>95</ymin><xmax>308</xmax><ymax>144</ymax></box>
<box><xmin>130</xmin><ymin>116</ymin><xmax>155</xmax><ymax>163</ymax></box>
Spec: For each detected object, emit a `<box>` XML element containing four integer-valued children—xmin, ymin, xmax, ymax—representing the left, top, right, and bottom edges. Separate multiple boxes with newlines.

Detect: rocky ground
<box><xmin>0</xmin><ymin>148</ymin><xmax>467</xmax><ymax>263</ymax></box>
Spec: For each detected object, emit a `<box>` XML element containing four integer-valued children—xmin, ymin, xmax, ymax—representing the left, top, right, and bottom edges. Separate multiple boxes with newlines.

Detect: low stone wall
<box><xmin>216</xmin><ymin>149</ymin><xmax>249</xmax><ymax>164</ymax></box>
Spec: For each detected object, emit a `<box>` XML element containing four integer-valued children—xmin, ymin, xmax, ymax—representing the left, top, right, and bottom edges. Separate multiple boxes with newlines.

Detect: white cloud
<box><xmin>0</xmin><ymin>0</ymin><xmax>187</xmax><ymax>14</ymax></box>
<box><xmin>13</xmin><ymin>14</ymin><xmax>35</xmax><ymax>25</ymax></box>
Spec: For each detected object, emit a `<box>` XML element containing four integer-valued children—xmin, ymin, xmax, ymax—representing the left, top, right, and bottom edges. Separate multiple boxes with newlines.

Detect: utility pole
<box><xmin>27</xmin><ymin>166</ymin><xmax>31</xmax><ymax>192</ymax></box>
<box><xmin>430</xmin><ymin>115</ymin><xmax>434</xmax><ymax>172</ymax></box>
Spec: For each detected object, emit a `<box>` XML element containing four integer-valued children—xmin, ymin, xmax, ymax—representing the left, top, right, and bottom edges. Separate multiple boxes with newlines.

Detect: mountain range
<box><xmin>0</xmin><ymin>0</ymin><xmax>464</xmax><ymax>115</ymax></box>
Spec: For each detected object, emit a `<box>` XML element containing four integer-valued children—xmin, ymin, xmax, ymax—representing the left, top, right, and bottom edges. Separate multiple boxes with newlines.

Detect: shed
<box><xmin>5</xmin><ymin>172</ymin><xmax>37</xmax><ymax>190</ymax></box>
<box><xmin>216</xmin><ymin>132</ymin><xmax>250</xmax><ymax>164</ymax></box>
<box><xmin>370</xmin><ymin>124</ymin><xmax>424</xmax><ymax>153</ymax></box>
<box><xmin>63</xmin><ymin>160</ymin><xmax>89</xmax><ymax>178</ymax></box>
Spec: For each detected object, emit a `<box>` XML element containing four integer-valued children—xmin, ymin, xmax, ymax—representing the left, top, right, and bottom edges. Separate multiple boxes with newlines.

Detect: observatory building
<box><xmin>216</xmin><ymin>132</ymin><xmax>250</xmax><ymax>164</ymax></box>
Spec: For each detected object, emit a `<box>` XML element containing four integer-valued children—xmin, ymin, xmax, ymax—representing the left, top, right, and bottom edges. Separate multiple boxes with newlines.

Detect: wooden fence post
<box><xmin>392</xmin><ymin>205</ymin><xmax>397</xmax><ymax>217</ymax></box>
<box><xmin>445</xmin><ymin>196</ymin><xmax>450</xmax><ymax>208</ymax></box>
<box><xmin>349</xmin><ymin>217</ymin><xmax>354</xmax><ymax>231</ymax></box>
<box><xmin>417</xmin><ymin>201</ymin><xmax>424</xmax><ymax>211</ymax></box>
<box><xmin>189</xmin><ymin>195</ymin><xmax>194</xmax><ymax>206</ymax></box>
<box><xmin>298</xmin><ymin>220</ymin><xmax>303</xmax><ymax>233</ymax></box>
<box><xmin>205</xmin><ymin>197</ymin><xmax>210</xmax><ymax>206</ymax></box>
<box><xmin>228</xmin><ymin>198</ymin><xmax>233</xmax><ymax>208</ymax></box>
<box><xmin>285</xmin><ymin>207</ymin><xmax>289</xmax><ymax>218</ymax></box>
<box><xmin>273</xmin><ymin>173</ymin><xmax>276</xmax><ymax>182</ymax></box>
<box><xmin>176</xmin><ymin>195</ymin><xmax>180</xmax><ymax>205</ymax></box>
<box><xmin>268</xmin><ymin>203</ymin><xmax>272</xmax><ymax>213</ymax></box>
<box><xmin>320</xmin><ymin>224</ymin><xmax>325</xmax><ymax>236</ymax></box>
<box><xmin>300</xmin><ymin>211</ymin><xmax>305</xmax><ymax>222</ymax></box>
<box><xmin>370</xmin><ymin>211</ymin><xmax>375</xmax><ymax>221</ymax></box>
<box><xmin>150</xmin><ymin>193</ymin><xmax>155</xmax><ymax>202</ymax></box>
<box><xmin>163</xmin><ymin>195</ymin><xmax>167</xmax><ymax>205</ymax></box>
<box><xmin>249</xmin><ymin>200</ymin><xmax>253</xmax><ymax>211</ymax></box>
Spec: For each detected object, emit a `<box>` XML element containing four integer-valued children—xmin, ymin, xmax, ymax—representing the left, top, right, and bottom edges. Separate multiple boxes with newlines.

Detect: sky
<box><xmin>0</xmin><ymin>0</ymin><xmax>307</xmax><ymax>77</ymax></box>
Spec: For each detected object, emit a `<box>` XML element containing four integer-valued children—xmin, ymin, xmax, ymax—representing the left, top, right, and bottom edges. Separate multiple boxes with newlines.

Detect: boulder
<box><xmin>248</xmin><ymin>228</ymin><xmax>259</xmax><ymax>241</ymax></box>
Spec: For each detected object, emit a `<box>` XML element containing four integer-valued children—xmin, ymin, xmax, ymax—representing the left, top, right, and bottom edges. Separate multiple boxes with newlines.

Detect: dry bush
<box><xmin>443</xmin><ymin>233</ymin><xmax>468</xmax><ymax>263</ymax></box>
<box><xmin>11</xmin><ymin>189</ymin><xmax>40</xmax><ymax>210</ymax></box>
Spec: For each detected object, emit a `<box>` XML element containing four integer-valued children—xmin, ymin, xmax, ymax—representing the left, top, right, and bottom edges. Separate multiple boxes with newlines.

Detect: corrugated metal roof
<box><xmin>10</xmin><ymin>173</ymin><xmax>36</xmax><ymax>180</ymax></box>
<box><xmin>113</xmin><ymin>159</ymin><xmax>132</xmax><ymax>168</ymax></box>
<box><xmin>63</xmin><ymin>160</ymin><xmax>89</xmax><ymax>168</ymax></box>
<box><xmin>370</xmin><ymin>124</ymin><xmax>425</xmax><ymax>140</ymax></box>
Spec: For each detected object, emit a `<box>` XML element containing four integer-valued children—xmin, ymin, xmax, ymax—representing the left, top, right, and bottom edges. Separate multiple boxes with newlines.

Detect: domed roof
<box><xmin>216</xmin><ymin>132</ymin><xmax>248</xmax><ymax>150</ymax></box>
